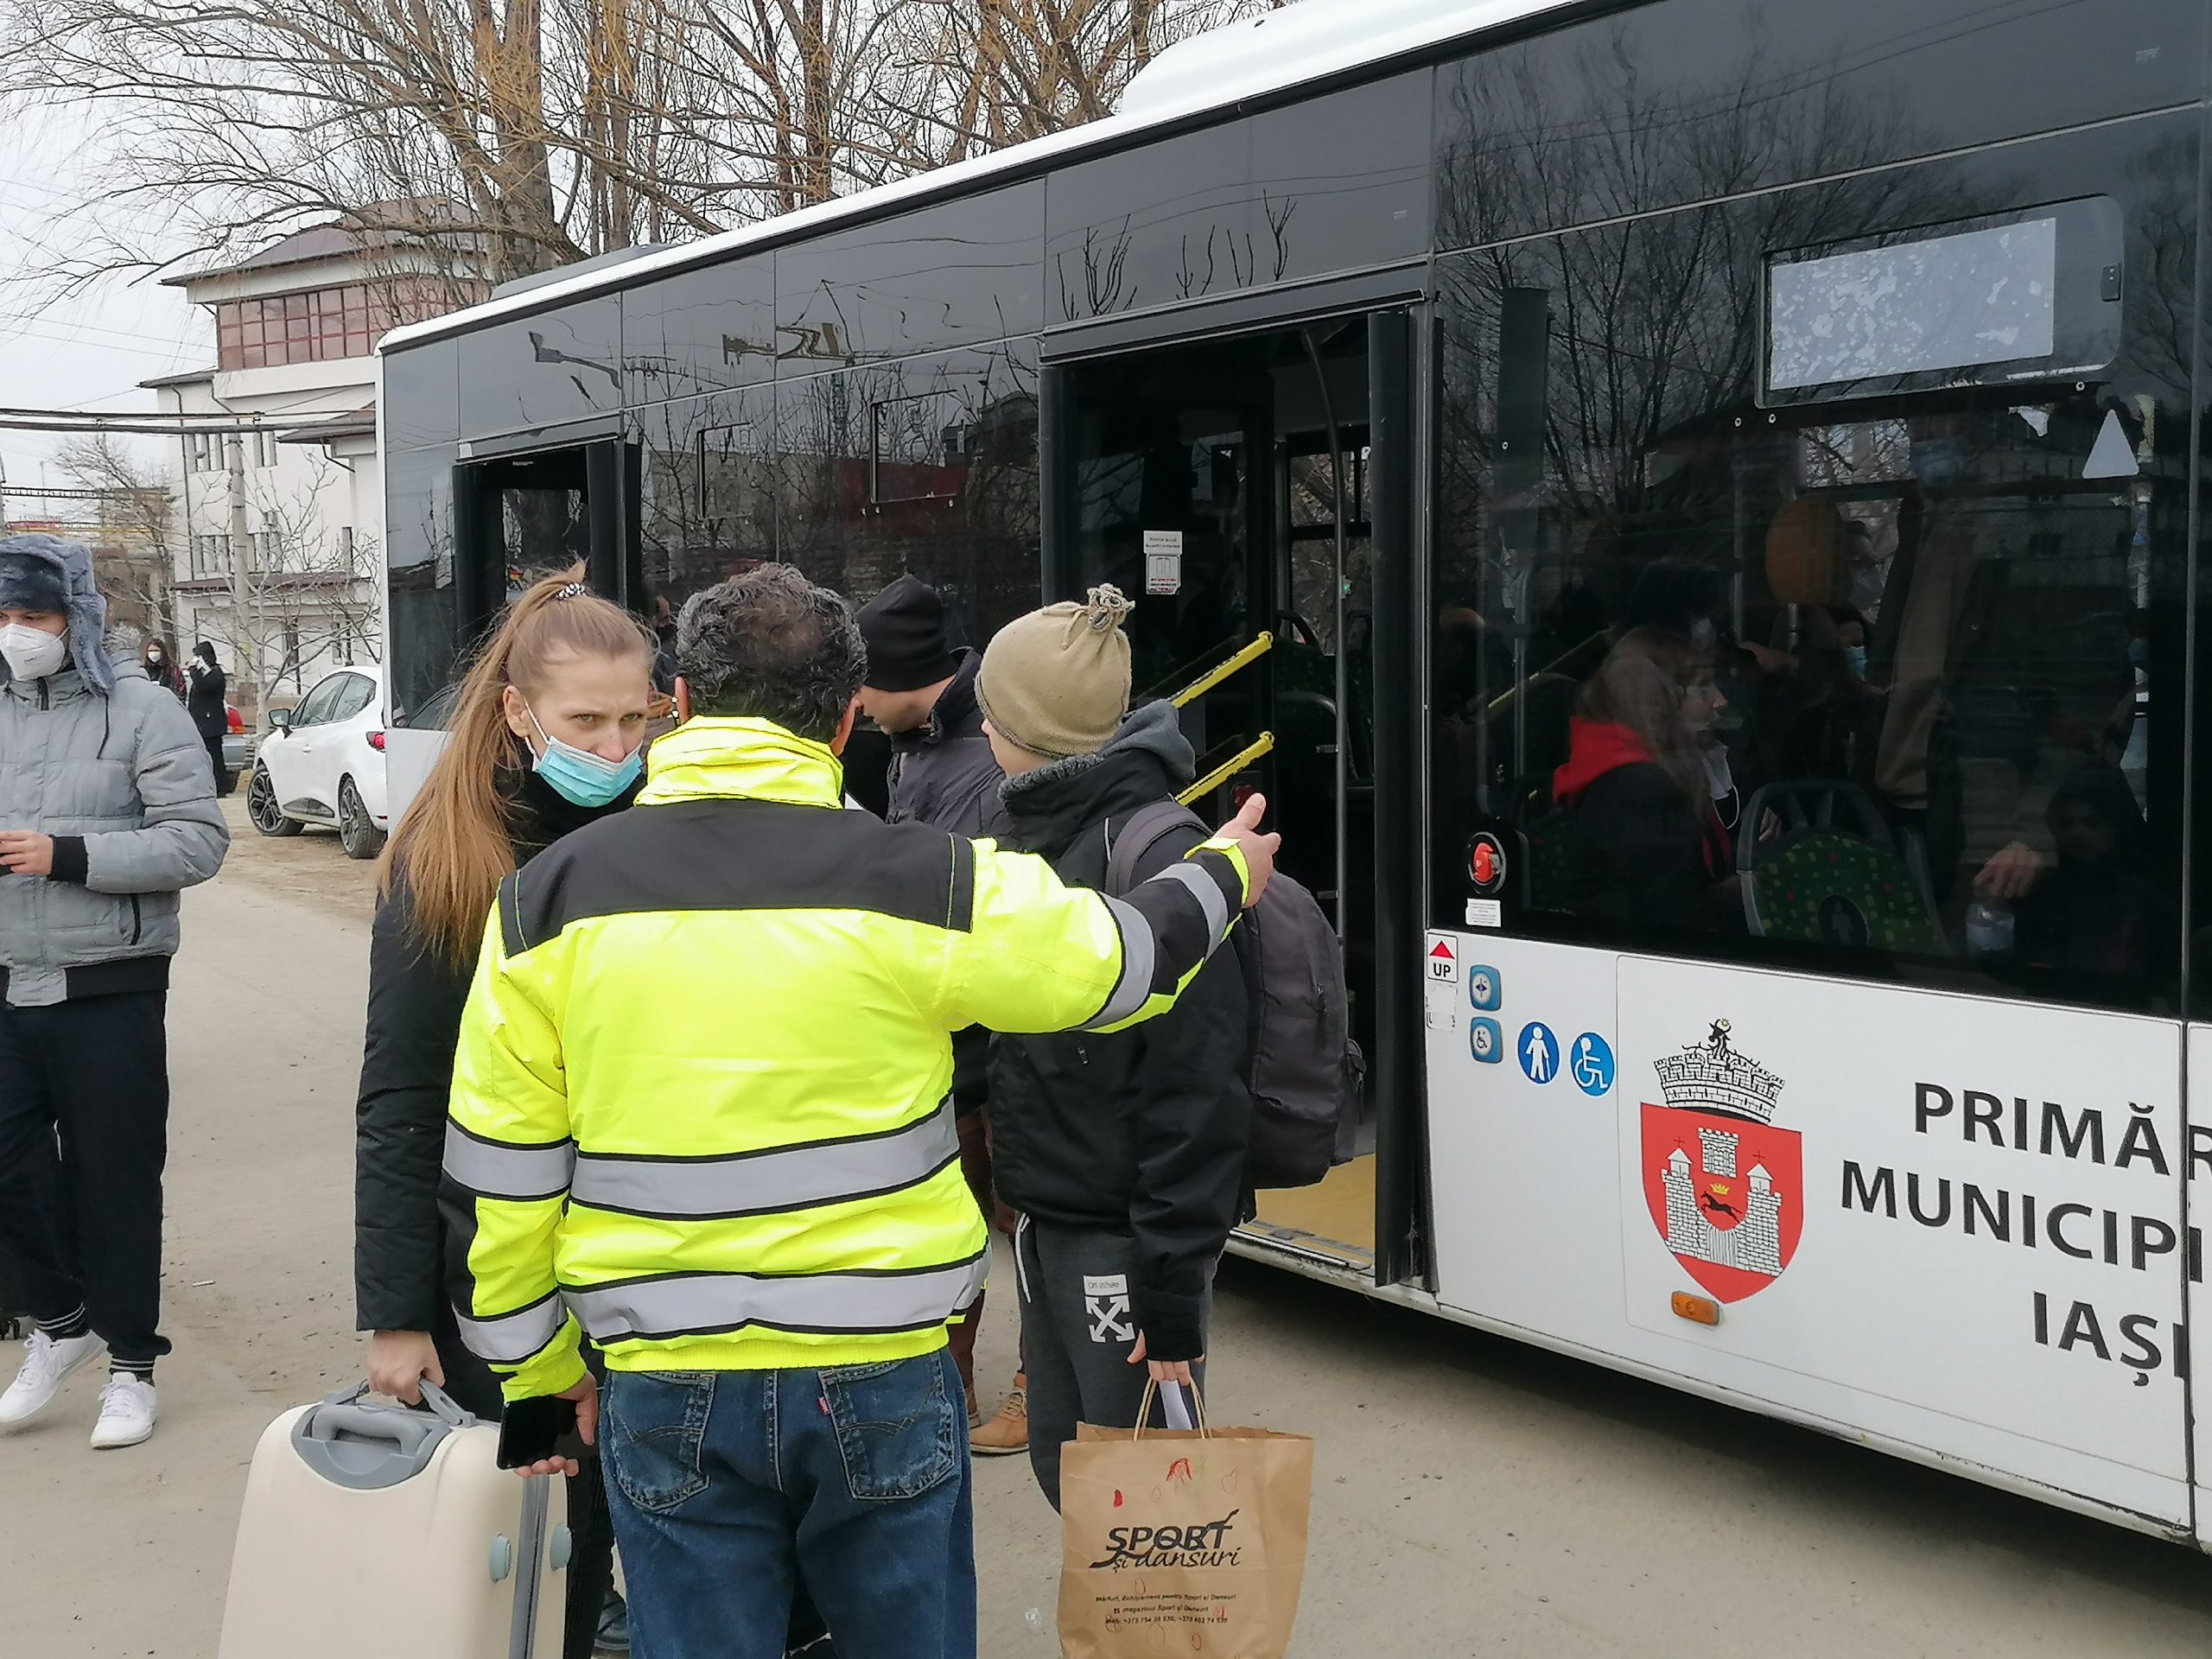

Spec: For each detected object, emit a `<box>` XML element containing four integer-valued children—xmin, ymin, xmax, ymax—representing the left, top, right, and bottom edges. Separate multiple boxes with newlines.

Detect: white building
<box><xmin>144</xmin><ymin>213</ymin><xmax>478</xmax><ymax>715</ymax></box>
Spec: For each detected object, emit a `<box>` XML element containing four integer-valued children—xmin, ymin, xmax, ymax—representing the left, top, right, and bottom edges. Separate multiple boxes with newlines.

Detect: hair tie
<box><xmin>555</xmin><ymin>581</ymin><xmax>588</xmax><ymax>601</ymax></box>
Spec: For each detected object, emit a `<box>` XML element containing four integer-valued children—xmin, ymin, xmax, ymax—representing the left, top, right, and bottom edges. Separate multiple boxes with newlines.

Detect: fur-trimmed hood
<box><xmin>0</xmin><ymin>533</ymin><xmax>113</xmax><ymax>695</ymax></box>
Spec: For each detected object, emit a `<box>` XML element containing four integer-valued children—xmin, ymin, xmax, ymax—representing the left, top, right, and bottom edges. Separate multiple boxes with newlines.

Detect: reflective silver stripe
<box><xmin>569</xmin><ymin>1255</ymin><xmax>988</xmax><ymax>1344</ymax></box>
<box><xmin>570</xmin><ymin>1103</ymin><xmax>960</xmax><ymax>1218</ymax></box>
<box><xmin>443</xmin><ymin>1122</ymin><xmax>576</xmax><ymax>1201</ymax></box>
<box><xmin>1081</xmin><ymin>894</ymin><xmax>1157</xmax><ymax>1030</ymax></box>
<box><xmin>1153</xmin><ymin>856</ymin><xmax>1232</xmax><ymax>950</ymax></box>
<box><xmin>456</xmin><ymin>1293</ymin><xmax>567</xmax><ymax>1365</ymax></box>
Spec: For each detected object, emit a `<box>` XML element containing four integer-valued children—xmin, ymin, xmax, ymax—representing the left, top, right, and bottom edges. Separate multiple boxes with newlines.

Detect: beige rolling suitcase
<box><xmin>217</xmin><ymin>1381</ymin><xmax>569</xmax><ymax>1659</ymax></box>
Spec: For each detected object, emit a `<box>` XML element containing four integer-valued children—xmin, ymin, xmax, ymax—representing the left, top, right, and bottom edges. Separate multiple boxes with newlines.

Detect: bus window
<box><xmin>1433</xmin><ymin>187</ymin><xmax>2188</xmax><ymax>1011</ymax></box>
<box><xmin>771</xmin><ymin>345</ymin><xmax>1041</xmax><ymax>650</ymax></box>
<box><xmin>637</xmin><ymin>390</ymin><xmax>778</xmax><ymax>658</ymax></box>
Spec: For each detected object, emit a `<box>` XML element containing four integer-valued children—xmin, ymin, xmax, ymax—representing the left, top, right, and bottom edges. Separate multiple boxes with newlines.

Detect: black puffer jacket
<box><xmin>988</xmin><ymin>701</ymin><xmax>1250</xmax><ymax>1363</ymax></box>
<box><xmin>886</xmin><ymin>651</ymin><xmax>1011</xmax><ymax>840</ymax></box>
<box><xmin>354</xmin><ymin>768</ymin><xmax>639</xmax><ymax>1353</ymax></box>
<box><xmin>887</xmin><ymin>649</ymin><xmax>1010</xmax><ymax>1113</ymax></box>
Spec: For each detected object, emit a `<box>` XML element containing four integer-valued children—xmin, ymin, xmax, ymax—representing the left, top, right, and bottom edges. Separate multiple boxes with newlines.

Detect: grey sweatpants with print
<box><xmin>1014</xmin><ymin>1217</ymin><xmax>1212</xmax><ymax>1511</ymax></box>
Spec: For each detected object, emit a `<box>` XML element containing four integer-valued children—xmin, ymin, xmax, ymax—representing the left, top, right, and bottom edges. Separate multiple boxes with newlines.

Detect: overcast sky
<box><xmin>0</xmin><ymin>123</ymin><xmax>209</xmax><ymax>499</ymax></box>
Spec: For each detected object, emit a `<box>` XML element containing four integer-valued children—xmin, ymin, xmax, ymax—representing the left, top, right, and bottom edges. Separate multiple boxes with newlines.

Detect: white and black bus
<box><xmin>378</xmin><ymin>0</ymin><xmax>2212</xmax><ymax>1546</ymax></box>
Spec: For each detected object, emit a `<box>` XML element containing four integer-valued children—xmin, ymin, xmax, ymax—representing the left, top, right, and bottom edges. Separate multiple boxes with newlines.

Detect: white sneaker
<box><xmin>90</xmin><ymin>1373</ymin><xmax>157</xmax><ymax>1449</ymax></box>
<box><xmin>0</xmin><ymin>1331</ymin><xmax>105</xmax><ymax>1427</ymax></box>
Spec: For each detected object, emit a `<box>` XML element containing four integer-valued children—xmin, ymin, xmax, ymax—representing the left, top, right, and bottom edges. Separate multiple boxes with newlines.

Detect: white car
<box><xmin>245</xmin><ymin>667</ymin><xmax>391</xmax><ymax>860</ymax></box>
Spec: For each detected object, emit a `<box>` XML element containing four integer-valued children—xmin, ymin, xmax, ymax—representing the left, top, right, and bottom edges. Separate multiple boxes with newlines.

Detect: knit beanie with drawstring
<box><xmin>975</xmin><ymin>585</ymin><xmax>1135</xmax><ymax>760</ymax></box>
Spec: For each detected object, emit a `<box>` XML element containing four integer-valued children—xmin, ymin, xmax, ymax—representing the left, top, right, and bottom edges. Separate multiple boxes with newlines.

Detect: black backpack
<box><xmin>1106</xmin><ymin>801</ymin><xmax>1364</xmax><ymax>1188</ymax></box>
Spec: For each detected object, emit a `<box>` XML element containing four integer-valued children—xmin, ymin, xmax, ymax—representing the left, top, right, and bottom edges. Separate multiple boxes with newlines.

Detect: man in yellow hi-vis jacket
<box><xmin>440</xmin><ymin>565</ymin><xmax>1277</xmax><ymax>1659</ymax></box>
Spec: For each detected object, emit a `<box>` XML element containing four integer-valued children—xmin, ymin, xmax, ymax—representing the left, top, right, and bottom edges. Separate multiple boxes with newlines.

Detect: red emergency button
<box><xmin>1467</xmin><ymin>831</ymin><xmax>1508</xmax><ymax>897</ymax></box>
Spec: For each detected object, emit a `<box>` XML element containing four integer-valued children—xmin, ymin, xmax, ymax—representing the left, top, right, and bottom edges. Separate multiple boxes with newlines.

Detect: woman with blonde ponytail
<box><xmin>353</xmin><ymin>566</ymin><xmax>652</xmax><ymax>1659</ymax></box>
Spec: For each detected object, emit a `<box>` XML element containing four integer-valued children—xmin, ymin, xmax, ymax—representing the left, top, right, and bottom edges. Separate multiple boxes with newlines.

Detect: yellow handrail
<box><xmin>1179</xmin><ymin>733</ymin><xmax>1275</xmax><ymax>804</ymax></box>
<box><xmin>1173</xmin><ymin>631</ymin><xmax>1274</xmax><ymax>708</ymax></box>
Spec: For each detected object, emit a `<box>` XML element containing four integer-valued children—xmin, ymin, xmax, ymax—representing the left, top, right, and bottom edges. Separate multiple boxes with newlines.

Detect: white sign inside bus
<box><xmin>1768</xmin><ymin>217</ymin><xmax>2057</xmax><ymax>391</ymax></box>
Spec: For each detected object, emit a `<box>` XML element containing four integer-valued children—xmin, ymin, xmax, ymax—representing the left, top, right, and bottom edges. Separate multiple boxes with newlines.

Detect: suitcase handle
<box><xmin>289</xmin><ymin>1380</ymin><xmax>479</xmax><ymax>1490</ymax></box>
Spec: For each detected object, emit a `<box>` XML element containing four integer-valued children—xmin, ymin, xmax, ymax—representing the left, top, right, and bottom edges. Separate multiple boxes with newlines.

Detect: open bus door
<box><xmin>450</xmin><ymin>438</ymin><xmax>645</xmax><ymax>648</ymax></box>
<box><xmin>1044</xmin><ymin>302</ymin><xmax>1426</xmax><ymax>1292</ymax></box>
<box><xmin>384</xmin><ymin>435</ymin><xmax>645</xmax><ymax>822</ymax></box>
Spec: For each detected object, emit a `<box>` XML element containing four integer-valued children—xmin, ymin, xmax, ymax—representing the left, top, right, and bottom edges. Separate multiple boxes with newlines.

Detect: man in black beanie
<box><xmin>852</xmin><ymin>574</ymin><xmax>1026</xmax><ymax>1453</ymax></box>
<box><xmin>855</xmin><ymin>576</ymin><xmax>1005</xmax><ymax>837</ymax></box>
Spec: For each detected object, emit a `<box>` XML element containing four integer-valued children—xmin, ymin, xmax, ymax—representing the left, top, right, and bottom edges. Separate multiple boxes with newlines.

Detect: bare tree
<box><xmin>877</xmin><ymin>0</ymin><xmax>1269</xmax><ymax>170</ymax></box>
<box><xmin>0</xmin><ymin>0</ymin><xmax>1284</xmax><ymax>307</ymax></box>
<box><xmin>51</xmin><ymin>434</ymin><xmax>178</xmax><ymax>641</ymax></box>
<box><xmin>232</xmin><ymin>455</ymin><xmax>385</xmax><ymax>697</ymax></box>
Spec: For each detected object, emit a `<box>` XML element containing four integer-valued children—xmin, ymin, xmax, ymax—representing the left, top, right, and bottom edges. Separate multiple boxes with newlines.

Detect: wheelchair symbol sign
<box><xmin>1517</xmin><ymin>1022</ymin><xmax>1560</xmax><ymax>1084</ymax></box>
<box><xmin>1570</xmin><ymin>1033</ymin><xmax>1616</xmax><ymax>1096</ymax></box>
<box><xmin>1469</xmin><ymin>1018</ymin><xmax>1502</xmax><ymax>1064</ymax></box>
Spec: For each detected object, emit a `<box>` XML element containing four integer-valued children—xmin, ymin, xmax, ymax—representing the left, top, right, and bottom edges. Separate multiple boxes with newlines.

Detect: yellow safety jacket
<box><xmin>442</xmin><ymin>716</ymin><xmax>1249</xmax><ymax>1399</ymax></box>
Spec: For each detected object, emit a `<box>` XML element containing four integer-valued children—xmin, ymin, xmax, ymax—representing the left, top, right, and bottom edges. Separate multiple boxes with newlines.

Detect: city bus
<box><xmin>376</xmin><ymin>0</ymin><xmax>2212</xmax><ymax>1547</ymax></box>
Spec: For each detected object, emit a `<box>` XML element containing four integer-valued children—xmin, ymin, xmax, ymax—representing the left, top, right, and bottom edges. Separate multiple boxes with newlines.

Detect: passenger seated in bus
<box><xmin>1551</xmin><ymin>626</ymin><xmax>1740</xmax><ymax>934</ymax></box>
<box><xmin>1625</xmin><ymin>556</ymin><xmax>1793</xmax><ymax>679</ymax></box>
<box><xmin>1977</xmin><ymin>767</ymin><xmax>2163</xmax><ymax>980</ymax></box>
<box><xmin>1738</xmin><ymin>606</ymin><xmax>1885</xmax><ymax>799</ymax></box>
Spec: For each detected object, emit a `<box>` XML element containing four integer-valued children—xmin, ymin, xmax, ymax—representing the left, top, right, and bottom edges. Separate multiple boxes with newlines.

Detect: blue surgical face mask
<box><xmin>1844</xmin><ymin>645</ymin><xmax>1868</xmax><ymax>679</ymax></box>
<box><xmin>526</xmin><ymin>707</ymin><xmax>642</xmax><ymax>808</ymax></box>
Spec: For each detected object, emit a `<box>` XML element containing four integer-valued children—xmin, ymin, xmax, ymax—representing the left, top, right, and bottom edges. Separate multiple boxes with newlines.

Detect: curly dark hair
<box><xmin>675</xmin><ymin>563</ymin><xmax>867</xmax><ymax>742</ymax></box>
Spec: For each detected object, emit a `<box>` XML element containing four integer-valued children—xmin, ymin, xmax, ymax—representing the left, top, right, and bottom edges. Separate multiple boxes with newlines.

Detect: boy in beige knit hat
<box><xmin>974</xmin><ymin>583</ymin><xmax>1258</xmax><ymax>1511</ymax></box>
<box><xmin>973</xmin><ymin>584</ymin><xmax>1136</xmax><ymax>761</ymax></box>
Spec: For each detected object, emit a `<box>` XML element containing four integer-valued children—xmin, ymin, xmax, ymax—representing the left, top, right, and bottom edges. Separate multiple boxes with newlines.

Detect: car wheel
<box><xmin>247</xmin><ymin>766</ymin><xmax>303</xmax><ymax>838</ymax></box>
<box><xmin>337</xmin><ymin>776</ymin><xmax>386</xmax><ymax>861</ymax></box>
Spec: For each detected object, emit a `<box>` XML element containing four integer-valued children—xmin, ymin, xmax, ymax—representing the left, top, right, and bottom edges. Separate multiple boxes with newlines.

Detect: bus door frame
<box><xmin>453</xmin><ymin>422</ymin><xmax>645</xmax><ymax>645</ymax></box>
<box><xmin>1038</xmin><ymin>266</ymin><xmax>1433</xmax><ymax>1292</ymax></box>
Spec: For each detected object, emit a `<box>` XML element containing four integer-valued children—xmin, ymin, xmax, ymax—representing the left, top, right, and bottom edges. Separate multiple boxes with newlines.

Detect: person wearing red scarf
<box><xmin>1553</xmin><ymin>627</ymin><xmax>1739</xmax><ymax>934</ymax></box>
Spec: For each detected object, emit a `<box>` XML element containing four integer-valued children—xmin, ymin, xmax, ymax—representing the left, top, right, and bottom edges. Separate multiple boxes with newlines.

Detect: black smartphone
<box><xmin>496</xmin><ymin>1394</ymin><xmax>586</xmax><ymax>1471</ymax></box>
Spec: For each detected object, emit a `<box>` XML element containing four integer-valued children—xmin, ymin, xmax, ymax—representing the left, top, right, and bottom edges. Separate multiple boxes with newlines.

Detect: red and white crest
<box><xmin>1639</xmin><ymin>1020</ymin><xmax>1802</xmax><ymax>1302</ymax></box>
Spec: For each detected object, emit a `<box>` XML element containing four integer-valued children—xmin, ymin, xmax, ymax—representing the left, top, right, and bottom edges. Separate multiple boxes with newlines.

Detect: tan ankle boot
<box><xmin>969</xmin><ymin>1372</ymin><xmax>1028</xmax><ymax>1456</ymax></box>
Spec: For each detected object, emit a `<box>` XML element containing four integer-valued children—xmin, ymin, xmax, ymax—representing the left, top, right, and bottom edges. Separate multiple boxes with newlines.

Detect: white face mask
<box><xmin>0</xmin><ymin>622</ymin><xmax>67</xmax><ymax>682</ymax></box>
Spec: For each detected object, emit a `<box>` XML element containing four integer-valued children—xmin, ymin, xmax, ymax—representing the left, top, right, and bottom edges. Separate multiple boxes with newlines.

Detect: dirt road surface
<box><xmin>6</xmin><ymin>827</ymin><xmax>2212</xmax><ymax>1656</ymax></box>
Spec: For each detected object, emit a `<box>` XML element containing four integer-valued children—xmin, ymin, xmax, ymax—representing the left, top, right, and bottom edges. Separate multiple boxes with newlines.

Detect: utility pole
<box><xmin>226</xmin><ymin>433</ymin><xmax>258</xmax><ymax>716</ymax></box>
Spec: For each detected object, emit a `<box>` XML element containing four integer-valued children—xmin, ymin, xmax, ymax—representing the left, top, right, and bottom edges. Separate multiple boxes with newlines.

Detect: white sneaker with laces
<box><xmin>0</xmin><ymin>1331</ymin><xmax>105</xmax><ymax>1427</ymax></box>
<box><xmin>90</xmin><ymin>1373</ymin><xmax>157</xmax><ymax>1449</ymax></box>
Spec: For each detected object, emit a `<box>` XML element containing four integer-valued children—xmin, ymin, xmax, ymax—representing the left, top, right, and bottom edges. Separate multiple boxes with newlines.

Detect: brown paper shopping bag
<box><xmin>1058</xmin><ymin>1383</ymin><xmax>1314</xmax><ymax>1659</ymax></box>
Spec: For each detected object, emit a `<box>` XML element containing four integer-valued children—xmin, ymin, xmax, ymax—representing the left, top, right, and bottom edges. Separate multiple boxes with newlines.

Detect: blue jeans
<box><xmin>600</xmin><ymin>1351</ymin><xmax>976</xmax><ymax>1659</ymax></box>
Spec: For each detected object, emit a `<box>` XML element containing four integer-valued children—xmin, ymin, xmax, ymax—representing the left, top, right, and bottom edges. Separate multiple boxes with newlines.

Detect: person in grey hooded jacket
<box><xmin>0</xmin><ymin>534</ymin><xmax>228</xmax><ymax>1450</ymax></box>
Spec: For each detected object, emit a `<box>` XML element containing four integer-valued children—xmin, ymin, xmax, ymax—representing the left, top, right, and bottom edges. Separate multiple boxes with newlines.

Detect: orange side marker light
<box><xmin>1671</xmin><ymin>1292</ymin><xmax>1720</xmax><ymax>1326</ymax></box>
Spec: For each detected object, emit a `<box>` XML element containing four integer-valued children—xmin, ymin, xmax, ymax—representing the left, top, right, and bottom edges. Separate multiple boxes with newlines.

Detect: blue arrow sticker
<box><xmin>1466</xmin><ymin>965</ymin><xmax>1501</xmax><ymax>1013</ymax></box>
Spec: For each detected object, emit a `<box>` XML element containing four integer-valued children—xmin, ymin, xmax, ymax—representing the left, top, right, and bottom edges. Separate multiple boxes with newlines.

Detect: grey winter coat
<box><xmin>0</xmin><ymin>535</ymin><xmax>229</xmax><ymax>1007</ymax></box>
<box><xmin>884</xmin><ymin>651</ymin><xmax>1012</xmax><ymax>841</ymax></box>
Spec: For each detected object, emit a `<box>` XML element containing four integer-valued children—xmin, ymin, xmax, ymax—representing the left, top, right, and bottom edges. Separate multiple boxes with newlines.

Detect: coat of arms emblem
<box><xmin>1640</xmin><ymin>1020</ymin><xmax>1802</xmax><ymax>1302</ymax></box>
